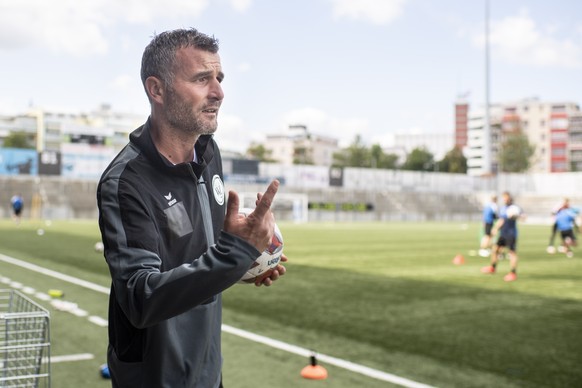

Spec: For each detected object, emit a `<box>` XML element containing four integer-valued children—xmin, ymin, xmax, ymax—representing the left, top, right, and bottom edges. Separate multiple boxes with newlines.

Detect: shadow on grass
<box><xmin>224</xmin><ymin>263</ymin><xmax>582</xmax><ymax>388</ymax></box>
<box><xmin>0</xmin><ymin>228</ymin><xmax>109</xmax><ymax>277</ymax></box>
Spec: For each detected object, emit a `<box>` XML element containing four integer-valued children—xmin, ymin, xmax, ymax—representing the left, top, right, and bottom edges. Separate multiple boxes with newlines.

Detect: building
<box><xmin>466</xmin><ymin>98</ymin><xmax>582</xmax><ymax>175</ymax></box>
<box><xmin>569</xmin><ymin>112</ymin><xmax>582</xmax><ymax>171</ymax></box>
<box><xmin>387</xmin><ymin>132</ymin><xmax>454</xmax><ymax>162</ymax></box>
<box><xmin>466</xmin><ymin>105</ymin><xmax>503</xmax><ymax>176</ymax></box>
<box><xmin>454</xmin><ymin>99</ymin><xmax>469</xmax><ymax>148</ymax></box>
<box><xmin>0</xmin><ymin>104</ymin><xmax>141</xmax><ymax>153</ymax></box>
<box><xmin>260</xmin><ymin>125</ymin><xmax>339</xmax><ymax>166</ymax></box>
<box><xmin>0</xmin><ymin>105</ymin><xmax>143</xmax><ymax>179</ymax></box>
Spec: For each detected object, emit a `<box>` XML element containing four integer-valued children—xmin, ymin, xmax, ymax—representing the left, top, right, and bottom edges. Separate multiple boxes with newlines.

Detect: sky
<box><xmin>1</xmin><ymin>0</ymin><xmax>581</xmax><ymax>153</ymax></box>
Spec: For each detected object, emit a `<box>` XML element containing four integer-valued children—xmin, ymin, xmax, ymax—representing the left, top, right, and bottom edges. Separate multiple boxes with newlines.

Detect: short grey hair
<box><xmin>141</xmin><ymin>28</ymin><xmax>219</xmax><ymax>95</ymax></box>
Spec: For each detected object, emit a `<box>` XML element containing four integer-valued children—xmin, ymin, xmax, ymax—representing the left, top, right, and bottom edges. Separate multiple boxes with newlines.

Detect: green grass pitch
<box><xmin>0</xmin><ymin>219</ymin><xmax>581</xmax><ymax>387</ymax></box>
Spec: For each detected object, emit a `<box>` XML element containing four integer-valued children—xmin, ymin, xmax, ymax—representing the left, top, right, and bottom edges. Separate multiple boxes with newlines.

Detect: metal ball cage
<box><xmin>0</xmin><ymin>289</ymin><xmax>50</xmax><ymax>388</ymax></box>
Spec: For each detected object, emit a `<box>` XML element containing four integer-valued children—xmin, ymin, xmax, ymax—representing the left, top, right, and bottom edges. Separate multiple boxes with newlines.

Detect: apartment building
<box><xmin>466</xmin><ymin>98</ymin><xmax>581</xmax><ymax>175</ymax></box>
<box><xmin>261</xmin><ymin>125</ymin><xmax>339</xmax><ymax>166</ymax></box>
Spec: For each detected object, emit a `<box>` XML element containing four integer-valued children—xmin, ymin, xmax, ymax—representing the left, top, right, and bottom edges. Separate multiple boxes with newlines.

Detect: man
<box><xmin>481</xmin><ymin>191</ymin><xmax>520</xmax><ymax>282</ymax></box>
<box><xmin>555</xmin><ymin>204</ymin><xmax>579</xmax><ymax>258</ymax></box>
<box><xmin>547</xmin><ymin>198</ymin><xmax>569</xmax><ymax>254</ymax></box>
<box><xmin>479</xmin><ymin>195</ymin><xmax>497</xmax><ymax>257</ymax></box>
<box><xmin>97</xmin><ymin>28</ymin><xmax>286</xmax><ymax>388</ymax></box>
<box><xmin>10</xmin><ymin>193</ymin><xmax>23</xmax><ymax>225</ymax></box>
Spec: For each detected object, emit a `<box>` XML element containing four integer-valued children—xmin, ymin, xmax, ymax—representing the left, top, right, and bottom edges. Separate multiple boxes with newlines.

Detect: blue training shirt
<box><xmin>555</xmin><ymin>209</ymin><xmax>576</xmax><ymax>231</ymax></box>
<box><xmin>499</xmin><ymin>205</ymin><xmax>518</xmax><ymax>237</ymax></box>
<box><xmin>483</xmin><ymin>203</ymin><xmax>497</xmax><ymax>224</ymax></box>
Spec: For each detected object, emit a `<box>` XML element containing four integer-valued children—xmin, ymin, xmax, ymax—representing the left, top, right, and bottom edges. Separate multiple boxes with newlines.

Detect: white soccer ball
<box><xmin>238</xmin><ymin>209</ymin><xmax>284</xmax><ymax>284</ymax></box>
<box><xmin>505</xmin><ymin>205</ymin><xmax>521</xmax><ymax>220</ymax></box>
<box><xmin>94</xmin><ymin>241</ymin><xmax>104</xmax><ymax>253</ymax></box>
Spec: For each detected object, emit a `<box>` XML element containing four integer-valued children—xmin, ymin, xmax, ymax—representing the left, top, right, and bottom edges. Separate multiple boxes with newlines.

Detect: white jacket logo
<box><xmin>165</xmin><ymin>192</ymin><xmax>177</xmax><ymax>206</ymax></box>
<box><xmin>212</xmin><ymin>175</ymin><xmax>225</xmax><ymax>206</ymax></box>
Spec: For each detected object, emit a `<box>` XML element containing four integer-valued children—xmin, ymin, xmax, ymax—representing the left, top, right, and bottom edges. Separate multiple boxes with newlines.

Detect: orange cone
<box><xmin>301</xmin><ymin>354</ymin><xmax>328</xmax><ymax>380</ymax></box>
<box><xmin>452</xmin><ymin>254</ymin><xmax>465</xmax><ymax>265</ymax></box>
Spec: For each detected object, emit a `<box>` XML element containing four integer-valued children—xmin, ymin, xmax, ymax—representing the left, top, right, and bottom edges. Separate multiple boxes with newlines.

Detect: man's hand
<box><xmin>254</xmin><ymin>254</ymin><xmax>287</xmax><ymax>287</ymax></box>
<box><xmin>224</xmin><ymin>180</ymin><xmax>279</xmax><ymax>253</ymax></box>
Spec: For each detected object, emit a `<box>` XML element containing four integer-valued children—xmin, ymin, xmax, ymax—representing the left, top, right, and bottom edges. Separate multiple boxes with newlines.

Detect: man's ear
<box><xmin>145</xmin><ymin>76</ymin><xmax>165</xmax><ymax>104</ymax></box>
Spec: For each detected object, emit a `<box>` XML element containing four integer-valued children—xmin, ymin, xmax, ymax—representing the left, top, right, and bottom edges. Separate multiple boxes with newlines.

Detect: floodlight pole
<box><xmin>482</xmin><ymin>0</ymin><xmax>492</xmax><ymax>176</ymax></box>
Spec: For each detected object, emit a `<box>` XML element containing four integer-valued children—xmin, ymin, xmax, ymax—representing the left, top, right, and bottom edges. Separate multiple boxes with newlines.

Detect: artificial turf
<box><xmin>0</xmin><ymin>219</ymin><xmax>580</xmax><ymax>387</ymax></box>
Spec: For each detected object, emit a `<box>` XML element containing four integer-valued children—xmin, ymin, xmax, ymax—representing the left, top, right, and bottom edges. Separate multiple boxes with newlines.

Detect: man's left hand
<box><xmin>255</xmin><ymin>254</ymin><xmax>288</xmax><ymax>287</ymax></box>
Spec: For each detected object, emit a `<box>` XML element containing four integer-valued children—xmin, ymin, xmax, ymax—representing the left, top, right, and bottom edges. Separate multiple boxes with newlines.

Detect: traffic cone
<box><xmin>301</xmin><ymin>354</ymin><xmax>328</xmax><ymax>380</ymax></box>
<box><xmin>452</xmin><ymin>254</ymin><xmax>465</xmax><ymax>265</ymax></box>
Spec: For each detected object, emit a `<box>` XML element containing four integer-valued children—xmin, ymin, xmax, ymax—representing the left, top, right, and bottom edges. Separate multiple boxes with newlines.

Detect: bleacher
<box><xmin>2</xmin><ymin>168</ymin><xmax>581</xmax><ymax>223</ymax></box>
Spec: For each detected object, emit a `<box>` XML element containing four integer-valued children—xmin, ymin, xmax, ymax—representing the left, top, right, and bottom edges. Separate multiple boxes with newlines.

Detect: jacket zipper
<box><xmin>196</xmin><ymin>175</ymin><xmax>215</xmax><ymax>247</ymax></box>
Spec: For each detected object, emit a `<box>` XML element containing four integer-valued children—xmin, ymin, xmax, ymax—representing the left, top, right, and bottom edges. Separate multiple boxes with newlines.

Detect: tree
<box><xmin>245</xmin><ymin>143</ymin><xmax>275</xmax><ymax>162</ymax></box>
<box><xmin>3</xmin><ymin>132</ymin><xmax>34</xmax><ymax>149</ymax></box>
<box><xmin>332</xmin><ymin>135</ymin><xmax>369</xmax><ymax>168</ymax></box>
<box><xmin>402</xmin><ymin>147</ymin><xmax>434</xmax><ymax>171</ymax></box>
<box><xmin>498</xmin><ymin>132</ymin><xmax>535</xmax><ymax>173</ymax></box>
<box><xmin>333</xmin><ymin>136</ymin><xmax>400</xmax><ymax>169</ymax></box>
<box><xmin>370</xmin><ymin>144</ymin><xmax>399</xmax><ymax>169</ymax></box>
<box><xmin>438</xmin><ymin>146</ymin><xmax>467</xmax><ymax>173</ymax></box>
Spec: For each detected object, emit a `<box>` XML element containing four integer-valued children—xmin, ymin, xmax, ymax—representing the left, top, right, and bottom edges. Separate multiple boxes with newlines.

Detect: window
<box><xmin>551</xmin><ymin>131</ymin><xmax>568</xmax><ymax>142</ymax></box>
<box><xmin>550</xmin><ymin>118</ymin><xmax>569</xmax><ymax>129</ymax></box>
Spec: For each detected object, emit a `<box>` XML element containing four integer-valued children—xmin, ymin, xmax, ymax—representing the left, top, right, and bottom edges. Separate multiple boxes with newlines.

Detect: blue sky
<box><xmin>1</xmin><ymin>0</ymin><xmax>581</xmax><ymax>152</ymax></box>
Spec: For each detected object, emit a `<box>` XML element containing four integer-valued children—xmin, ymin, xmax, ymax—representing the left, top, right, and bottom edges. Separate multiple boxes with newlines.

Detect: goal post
<box><xmin>237</xmin><ymin>192</ymin><xmax>309</xmax><ymax>223</ymax></box>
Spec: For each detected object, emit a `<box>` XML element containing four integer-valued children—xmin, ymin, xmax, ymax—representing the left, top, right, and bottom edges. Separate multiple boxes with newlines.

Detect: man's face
<box><xmin>503</xmin><ymin>194</ymin><xmax>510</xmax><ymax>205</ymax></box>
<box><xmin>164</xmin><ymin>46</ymin><xmax>224</xmax><ymax>136</ymax></box>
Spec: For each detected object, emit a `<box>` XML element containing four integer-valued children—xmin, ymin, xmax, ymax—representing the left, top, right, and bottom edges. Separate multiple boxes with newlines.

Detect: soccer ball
<box><xmin>506</xmin><ymin>205</ymin><xmax>521</xmax><ymax>220</ymax></box>
<box><xmin>238</xmin><ymin>209</ymin><xmax>284</xmax><ymax>284</ymax></box>
<box><xmin>94</xmin><ymin>241</ymin><xmax>104</xmax><ymax>253</ymax></box>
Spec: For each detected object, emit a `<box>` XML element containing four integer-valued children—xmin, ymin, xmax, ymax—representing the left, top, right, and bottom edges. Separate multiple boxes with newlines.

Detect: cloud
<box><xmin>229</xmin><ymin>0</ymin><xmax>253</xmax><ymax>13</ymax></box>
<box><xmin>0</xmin><ymin>0</ymin><xmax>109</xmax><ymax>56</ymax></box>
<box><xmin>0</xmin><ymin>0</ymin><xmax>210</xmax><ymax>56</ymax></box>
<box><xmin>473</xmin><ymin>9</ymin><xmax>582</xmax><ymax>68</ymax></box>
<box><xmin>215</xmin><ymin>114</ymin><xmax>255</xmax><ymax>153</ymax></box>
<box><xmin>109</xmin><ymin>75</ymin><xmax>137</xmax><ymax>92</ymax></box>
<box><xmin>236</xmin><ymin>62</ymin><xmax>252</xmax><ymax>73</ymax></box>
<box><xmin>111</xmin><ymin>0</ymin><xmax>209</xmax><ymax>23</ymax></box>
<box><xmin>216</xmin><ymin>107</ymin><xmax>373</xmax><ymax>152</ymax></box>
<box><xmin>328</xmin><ymin>0</ymin><xmax>407</xmax><ymax>25</ymax></box>
<box><xmin>280</xmin><ymin>107</ymin><xmax>370</xmax><ymax>147</ymax></box>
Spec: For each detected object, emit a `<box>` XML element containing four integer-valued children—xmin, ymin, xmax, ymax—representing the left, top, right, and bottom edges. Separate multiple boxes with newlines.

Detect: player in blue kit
<box><xmin>479</xmin><ymin>195</ymin><xmax>498</xmax><ymax>257</ymax></box>
<box><xmin>555</xmin><ymin>205</ymin><xmax>579</xmax><ymax>258</ymax></box>
<box><xmin>547</xmin><ymin>198</ymin><xmax>569</xmax><ymax>254</ymax></box>
<box><xmin>481</xmin><ymin>192</ymin><xmax>520</xmax><ymax>282</ymax></box>
<box><xmin>10</xmin><ymin>193</ymin><xmax>23</xmax><ymax>225</ymax></box>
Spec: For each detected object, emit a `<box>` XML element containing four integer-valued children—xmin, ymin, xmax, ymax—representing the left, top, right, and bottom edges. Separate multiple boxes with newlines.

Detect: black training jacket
<box><xmin>97</xmin><ymin>119</ymin><xmax>260</xmax><ymax>387</ymax></box>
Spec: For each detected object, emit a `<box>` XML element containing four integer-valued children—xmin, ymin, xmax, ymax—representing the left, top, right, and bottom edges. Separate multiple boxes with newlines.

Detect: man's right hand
<box><xmin>223</xmin><ymin>180</ymin><xmax>279</xmax><ymax>252</ymax></box>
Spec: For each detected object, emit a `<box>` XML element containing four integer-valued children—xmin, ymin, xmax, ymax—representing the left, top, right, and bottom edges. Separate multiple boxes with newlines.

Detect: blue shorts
<box><xmin>497</xmin><ymin>235</ymin><xmax>517</xmax><ymax>252</ymax></box>
<box><xmin>484</xmin><ymin>223</ymin><xmax>494</xmax><ymax>236</ymax></box>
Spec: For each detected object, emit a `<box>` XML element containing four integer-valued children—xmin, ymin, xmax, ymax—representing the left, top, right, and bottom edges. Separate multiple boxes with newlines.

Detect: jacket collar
<box><xmin>130</xmin><ymin>117</ymin><xmax>215</xmax><ymax>178</ymax></box>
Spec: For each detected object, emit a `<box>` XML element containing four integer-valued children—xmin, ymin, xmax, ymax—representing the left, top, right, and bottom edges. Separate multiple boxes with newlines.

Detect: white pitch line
<box><xmin>222</xmin><ymin>324</ymin><xmax>435</xmax><ymax>388</ymax></box>
<box><xmin>89</xmin><ymin>316</ymin><xmax>109</xmax><ymax>327</ymax></box>
<box><xmin>0</xmin><ymin>254</ymin><xmax>110</xmax><ymax>295</ymax></box>
<box><xmin>0</xmin><ymin>253</ymin><xmax>434</xmax><ymax>388</ymax></box>
<box><xmin>45</xmin><ymin>353</ymin><xmax>94</xmax><ymax>364</ymax></box>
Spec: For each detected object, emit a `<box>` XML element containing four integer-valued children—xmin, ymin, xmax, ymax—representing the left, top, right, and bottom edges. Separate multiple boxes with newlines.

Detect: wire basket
<box><xmin>0</xmin><ymin>289</ymin><xmax>50</xmax><ymax>388</ymax></box>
